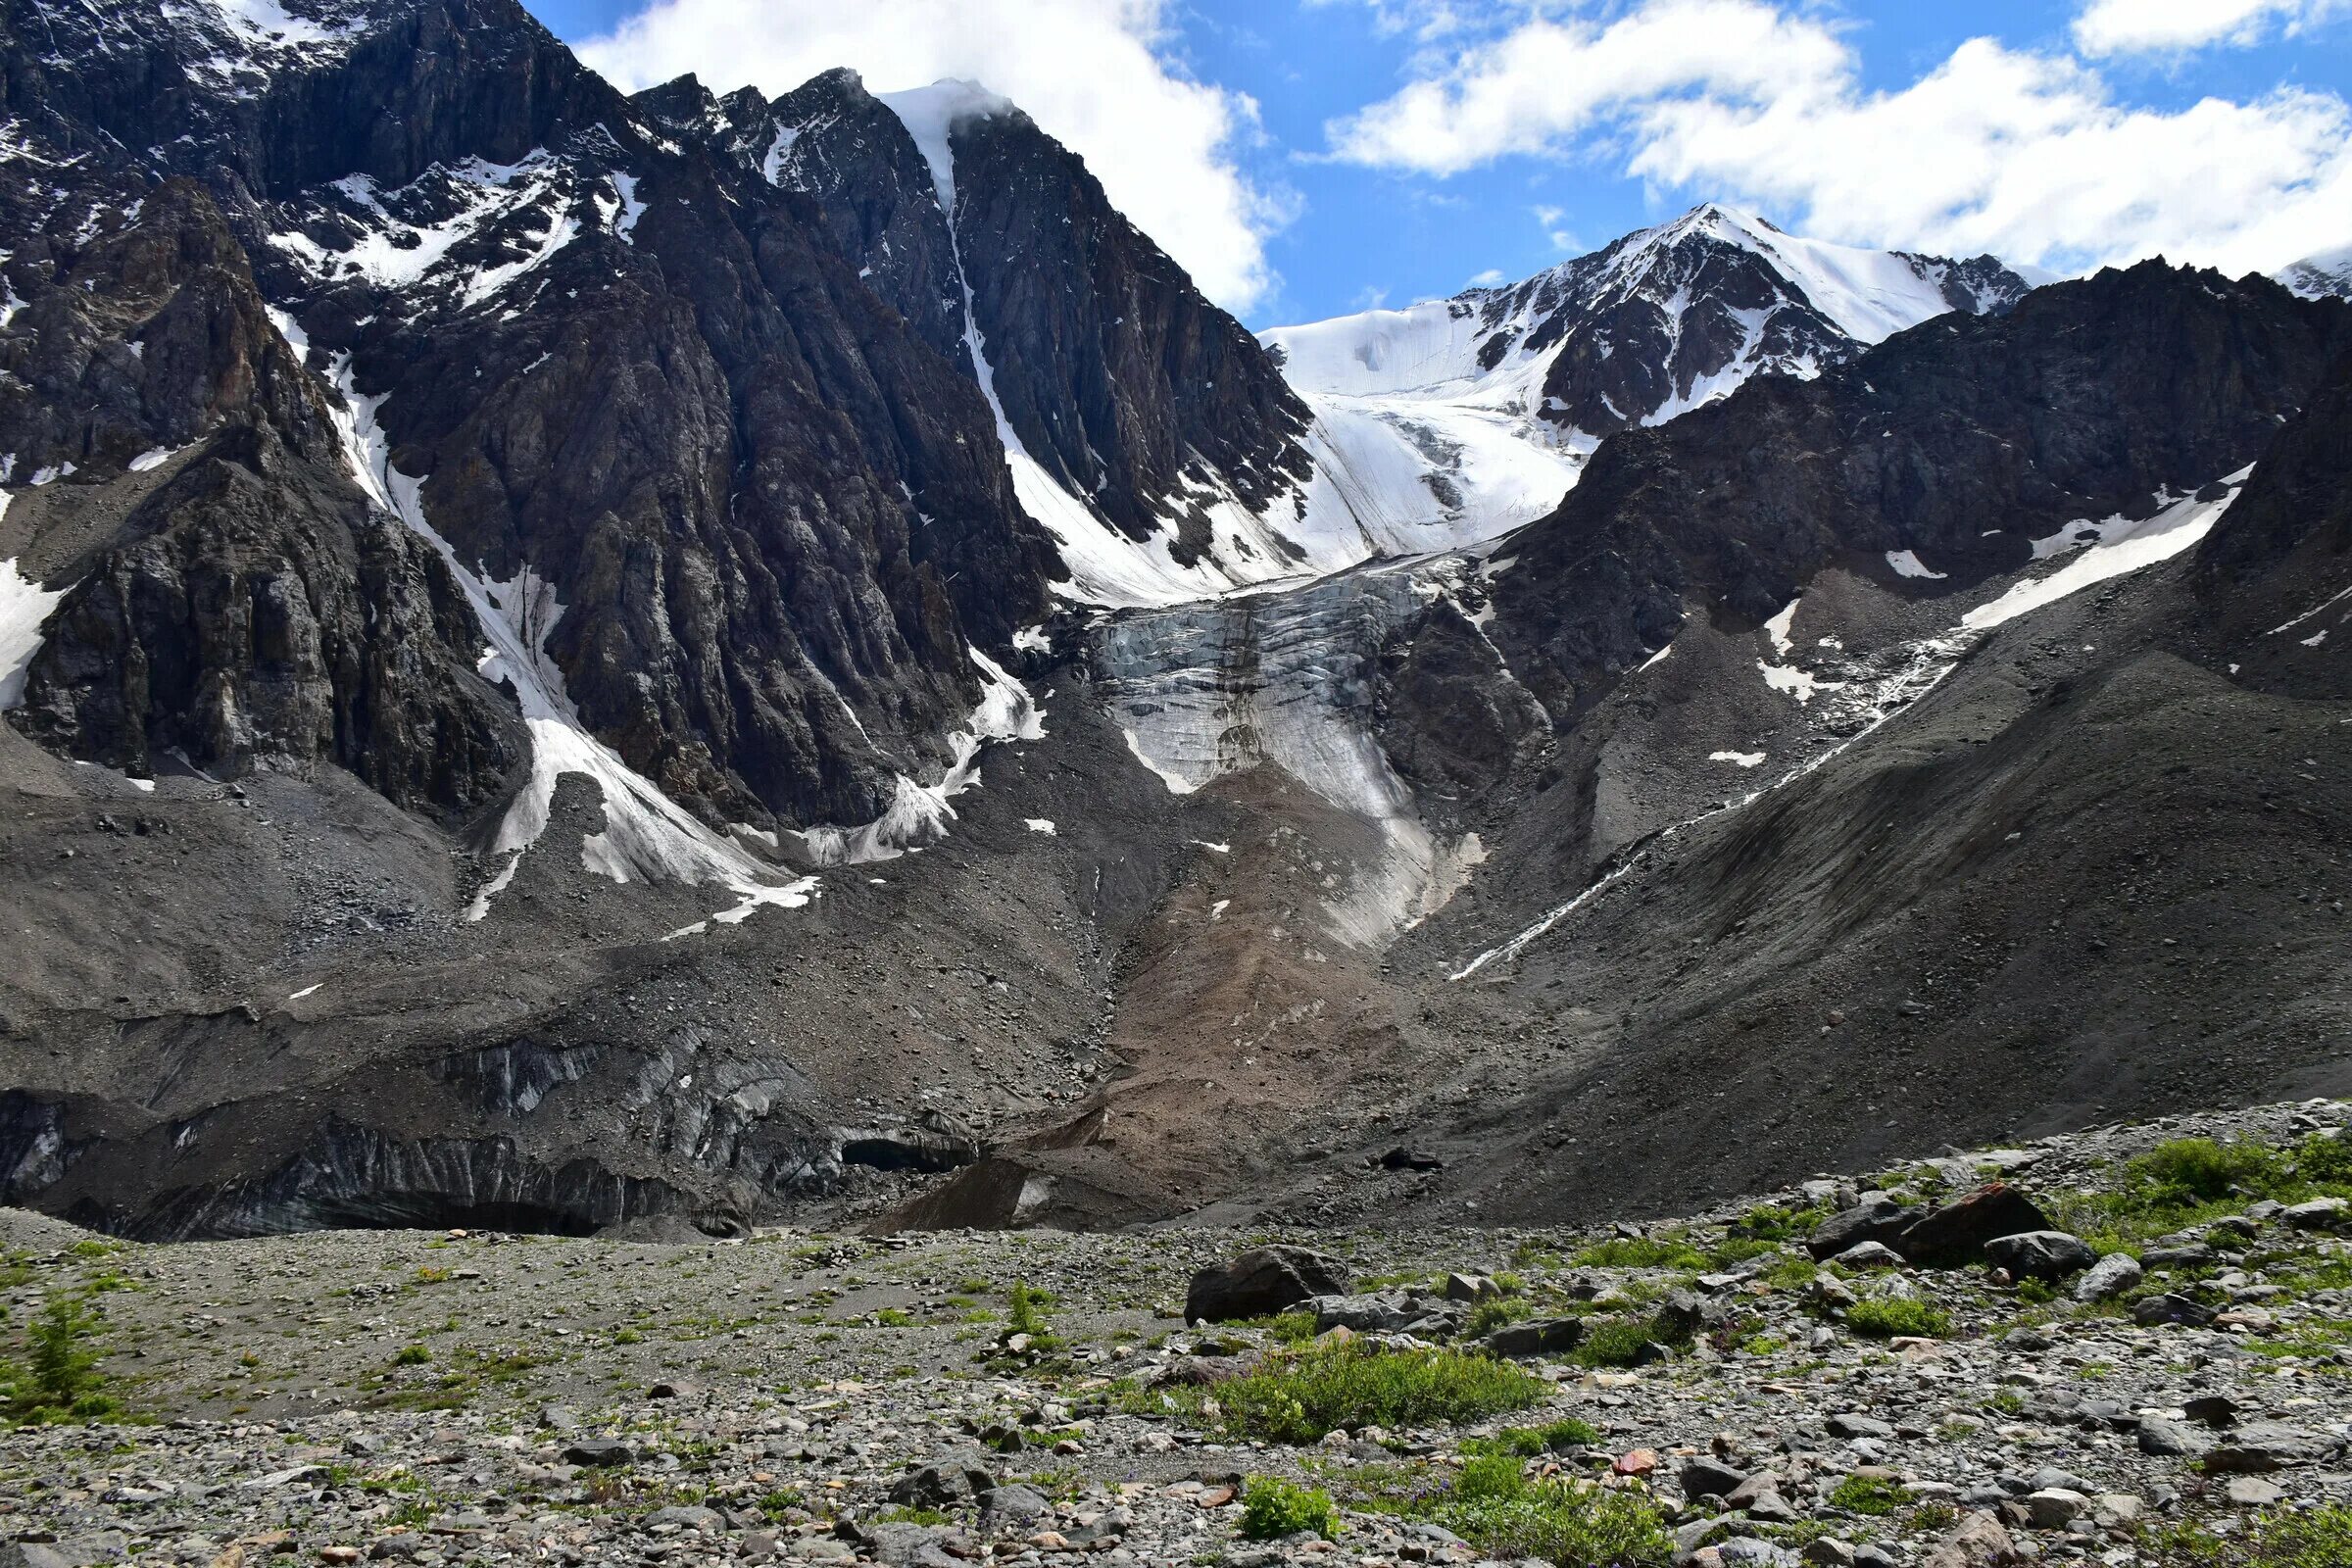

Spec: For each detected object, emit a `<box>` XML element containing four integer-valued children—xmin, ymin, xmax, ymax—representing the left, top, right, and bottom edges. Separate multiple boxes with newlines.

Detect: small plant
<box><xmin>1828</xmin><ymin>1474</ymin><xmax>1909</xmax><ymax>1515</ymax></box>
<box><xmin>3</xmin><ymin>1290</ymin><xmax>116</xmax><ymax>1423</ymax></box>
<box><xmin>393</xmin><ymin>1345</ymin><xmax>432</xmax><ymax>1366</ymax></box>
<box><xmin>1572</xmin><ymin>1317</ymin><xmax>1658</xmax><ymax>1368</ymax></box>
<box><xmin>1240</xmin><ymin>1476</ymin><xmax>1339</xmax><ymax>1542</ymax></box>
<box><xmin>1206</xmin><ymin>1341</ymin><xmax>1545</xmax><ymax>1445</ymax></box>
<box><xmin>873</xmin><ymin>1308</ymin><xmax>915</xmax><ymax>1328</ymax></box>
<box><xmin>1465</xmin><ymin>1418</ymin><xmax>1602</xmax><ymax>1457</ymax></box>
<box><xmin>1257</xmin><ymin>1310</ymin><xmax>1319</xmax><ymax>1345</ymax></box>
<box><xmin>1845</xmin><ymin>1298</ymin><xmax>1952</xmax><ymax>1340</ymax></box>
<box><xmin>2132</xmin><ymin>1137</ymin><xmax>2282</xmax><ymax>1205</ymax></box>
<box><xmin>1464</xmin><ymin>1297</ymin><xmax>1535</xmax><ymax>1337</ymax></box>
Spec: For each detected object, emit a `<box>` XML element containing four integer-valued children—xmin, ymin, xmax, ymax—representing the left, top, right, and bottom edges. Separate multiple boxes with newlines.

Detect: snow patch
<box><xmin>1023</xmin><ymin>817</ymin><xmax>1055</xmax><ymax>835</ymax></box>
<box><xmin>1886</xmin><ymin>549</ymin><xmax>1946</xmax><ymax>580</ymax></box>
<box><xmin>1966</xmin><ymin>471</ymin><xmax>2249</xmax><ymax>630</ymax></box>
<box><xmin>0</xmin><ymin>540</ymin><xmax>67</xmax><ymax>710</ymax></box>
<box><xmin>797</xmin><ymin>647</ymin><xmax>1046</xmax><ymax>865</ymax></box>
<box><xmin>1709</xmin><ymin>751</ymin><xmax>1767</xmax><ymax>767</ymax></box>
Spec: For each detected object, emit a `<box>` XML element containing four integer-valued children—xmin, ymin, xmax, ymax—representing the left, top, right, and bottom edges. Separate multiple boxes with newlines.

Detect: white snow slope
<box><xmin>1261</xmin><ymin>205</ymin><xmax>2022</xmax><ymax>586</ymax></box>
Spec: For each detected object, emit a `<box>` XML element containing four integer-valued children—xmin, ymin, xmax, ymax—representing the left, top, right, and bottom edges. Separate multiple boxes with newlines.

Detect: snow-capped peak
<box><xmin>876</xmin><ymin>80</ymin><xmax>1013</xmax><ymax>215</ymax></box>
<box><xmin>2278</xmin><ymin>243</ymin><xmax>2352</xmax><ymax>301</ymax></box>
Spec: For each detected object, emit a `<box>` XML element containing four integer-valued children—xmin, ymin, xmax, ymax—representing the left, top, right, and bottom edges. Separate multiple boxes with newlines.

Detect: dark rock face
<box><xmin>722</xmin><ymin>70</ymin><xmax>1314</xmax><ymax>563</ymax></box>
<box><xmin>1183</xmin><ymin>1245</ymin><xmax>1350</xmax><ymax>1323</ymax></box>
<box><xmin>1489</xmin><ymin>263</ymin><xmax>2352</xmax><ymax>718</ymax></box>
<box><xmin>15</xmin><ymin>427</ymin><xmax>521</xmax><ymax>811</ymax></box>
<box><xmin>947</xmin><ymin>106</ymin><xmax>1311</xmax><ymax>548</ymax></box>
<box><xmin>2</xmin><ymin>0</ymin><xmax>1065</xmax><ymax>830</ymax></box>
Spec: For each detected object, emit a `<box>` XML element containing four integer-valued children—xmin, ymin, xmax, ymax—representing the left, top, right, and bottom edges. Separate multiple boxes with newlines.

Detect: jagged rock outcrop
<box><xmin>15</xmin><ymin>425</ymin><xmax>521</xmax><ymax>809</ymax></box>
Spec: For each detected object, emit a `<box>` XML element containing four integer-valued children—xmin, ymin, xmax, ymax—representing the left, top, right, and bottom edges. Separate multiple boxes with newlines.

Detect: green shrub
<box><xmin>1571</xmin><ymin>1236</ymin><xmax>1706</xmax><ymax>1270</ymax></box>
<box><xmin>1432</xmin><ymin>1465</ymin><xmax>1673</xmax><ymax>1566</ymax></box>
<box><xmin>1828</xmin><ymin>1474</ymin><xmax>1910</xmax><ymax>1515</ymax></box>
<box><xmin>1846</xmin><ymin>1298</ymin><xmax>1952</xmax><ymax>1340</ymax></box>
<box><xmin>1210</xmin><ymin>1341</ymin><xmax>1544</xmax><ymax>1445</ymax></box>
<box><xmin>1465</xmin><ymin>1297</ymin><xmax>1535</xmax><ymax>1337</ymax></box>
<box><xmin>393</xmin><ymin>1344</ymin><xmax>432</xmax><ymax>1366</ymax></box>
<box><xmin>2145</xmin><ymin>1503</ymin><xmax>2352</xmax><ymax>1566</ymax></box>
<box><xmin>2130</xmin><ymin>1138</ymin><xmax>2283</xmax><ymax>1206</ymax></box>
<box><xmin>1251</xmin><ymin>1311</ymin><xmax>1318</xmax><ymax>1345</ymax></box>
<box><xmin>1240</xmin><ymin>1477</ymin><xmax>1339</xmax><ymax>1541</ymax></box>
<box><xmin>2295</xmin><ymin>1131</ymin><xmax>2352</xmax><ymax>1188</ymax></box>
<box><xmin>1572</xmin><ymin>1317</ymin><xmax>1657</xmax><ymax>1368</ymax></box>
<box><xmin>3</xmin><ymin>1291</ymin><xmax>114</xmax><ymax>1423</ymax></box>
<box><xmin>1467</xmin><ymin>1418</ymin><xmax>1603</xmax><ymax>1458</ymax></box>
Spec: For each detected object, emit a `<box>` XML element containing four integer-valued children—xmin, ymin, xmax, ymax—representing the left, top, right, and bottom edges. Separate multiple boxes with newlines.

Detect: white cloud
<box><xmin>1533</xmin><ymin>204</ymin><xmax>1581</xmax><ymax>253</ymax></box>
<box><xmin>1325</xmin><ymin>0</ymin><xmax>2352</xmax><ymax>277</ymax></box>
<box><xmin>1465</xmin><ymin>267</ymin><xmax>1507</xmax><ymax>286</ymax></box>
<box><xmin>576</xmin><ymin>0</ymin><xmax>1285</xmax><ymax>311</ymax></box>
<box><xmin>2073</xmin><ymin>0</ymin><xmax>2347</xmax><ymax>56</ymax></box>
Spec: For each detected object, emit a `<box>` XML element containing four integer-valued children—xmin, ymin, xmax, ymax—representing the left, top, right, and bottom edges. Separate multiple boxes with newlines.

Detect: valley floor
<box><xmin>4</xmin><ymin>1102</ymin><xmax>2350</xmax><ymax>1567</ymax></box>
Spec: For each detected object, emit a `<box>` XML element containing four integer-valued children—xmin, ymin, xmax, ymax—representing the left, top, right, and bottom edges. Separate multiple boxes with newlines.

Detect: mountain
<box><xmin>0</xmin><ymin>0</ymin><xmax>2347</xmax><ymax>1244</ymax></box>
<box><xmin>2279</xmin><ymin>243</ymin><xmax>2352</xmax><ymax>301</ymax></box>
<box><xmin>1257</xmin><ymin>204</ymin><xmax>2038</xmax><ymax>548</ymax></box>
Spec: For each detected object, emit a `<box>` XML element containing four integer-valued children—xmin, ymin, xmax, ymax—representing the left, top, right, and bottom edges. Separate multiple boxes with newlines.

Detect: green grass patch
<box><xmin>1361</xmin><ymin>1452</ymin><xmax>1674</xmax><ymax>1567</ymax></box>
<box><xmin>1570</xmin><ymin>1236</ymin><xmax>1706</xmax><ymax>1270</ymax></box>
<box><xmin>1845</xmin><ymin>1298</ymin><xmax>1952</xmax><ymax>1340</ymax></box>
<box><xmin>1203</xmin><ymin>1341</ymin><xmax>1545</xmax><ymax>1445</ymax></box>
<box><xmin>1463</xmin><ymin>1418</ymin><xmax>1602</xmax><ymax>1457</ymax></box>
<box><xmin>2144</xmin><ymin>1502</ymin><xmax>2352</xmax><ymax>1566</ymax></box>
<box><xmin>1827</xmin><ymin>1474</ymin><xmax>1909</xmax><ymax>1515</ymax></box>
<box><xmin>1240</xmin><ymin>1477</ymin><xmax>1338</xmax><ymax>1542</ymax></box>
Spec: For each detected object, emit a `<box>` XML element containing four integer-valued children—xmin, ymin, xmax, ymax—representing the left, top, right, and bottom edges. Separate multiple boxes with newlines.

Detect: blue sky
<box><xmin>524</xmin><ymin>0</ymin><xmax>2352</xmax><ymax>330</ymax></box>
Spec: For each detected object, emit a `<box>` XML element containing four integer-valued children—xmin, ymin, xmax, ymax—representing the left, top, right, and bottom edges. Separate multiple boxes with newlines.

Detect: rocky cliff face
<box><xmin>4</xmin><ymin>0</ymin><xmax>1062</xmax><ymax>838</ymax></box>
<box><xmin>700</xmin><ymin>68</ymin><xmax>1318</xmax><ymax>584</ymax></box>
<box><xmin>1485</xmin><ymin>262</ymin><xmax>2352</xmax><ymax>718</ymax></box>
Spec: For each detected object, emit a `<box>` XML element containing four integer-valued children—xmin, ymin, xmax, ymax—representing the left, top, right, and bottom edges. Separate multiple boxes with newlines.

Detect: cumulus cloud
<box><xmin>2073</xmin><ymin>0</ymin><xmax>2347</xmax><ymax>56</ymax></box>
<box><xmin>1324</xmin><ymin>0</ymin><xmax>2352</xmax><ymax>277</ymax></box>
<box><xmin>576</xmin><ymin>0</ymin><xmax>1285</xmax><ymax>311</ymax></box>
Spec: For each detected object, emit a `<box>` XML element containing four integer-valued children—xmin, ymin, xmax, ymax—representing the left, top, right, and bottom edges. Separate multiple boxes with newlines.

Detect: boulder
<box><xmin>1682</xmin><ymin>1457</ymin><xmax>1749</xmax><ymax>1499</ymax></box>
<box><xmin>1982</xmin><ymin>1231</ymin><xmax>2096</xmax><ymax>1282</ymax></box>
<box><xmin>1829</xmin><ymin>1241</ymin><xmax>1905</xmax><ymax>1270</ymax></box>
<box><xmin>888</xmin><ymin>1450</ymin><xmax>997</xmax><ymax>1506</ymax></box>
<box><xmin>1808</xmin><ymin>1194</ymin><xmax>1911</xmax><ymax>1259</ymax></box>
<box><xmin>1920</xmin><ymin>1511</ymin><xmax>2024</xmax><ymax>1568</ymax></box>
<box><xmin>2071</xmin><ymin>1251</ymin><xmax>2141</xmax><ymax>1302</ymax></box>
<box><xmin>1485</xmin><ymin>1316</ymin><xmax>1587</xmax><ymax>1358</ymax></box>
<box><xmin>1891</xmin><ymin>1183</ymin><xmax>2055</xmax><ymax>1267</ymax></box>
<box><xmin>562</xmin><ymin>1439</ymin><xmax>633</xmax><ymax>1467</ymax></box>
<box><xmin>2132</xmin><ymin>1293</ymin><xmax>2218</xmax><ymax>1327</ymax></box>
<box><xmin>1185</xmin><ymin>1246</ymin><xmax>1350</xmax><ymax>1323</ymax></box>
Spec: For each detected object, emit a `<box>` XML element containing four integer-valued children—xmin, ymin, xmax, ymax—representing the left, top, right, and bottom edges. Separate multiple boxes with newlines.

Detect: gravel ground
<box><xmin>4</xmin><ymin>1100</ymin><xmax>2350</xmax><ymax>1568</ymax></box>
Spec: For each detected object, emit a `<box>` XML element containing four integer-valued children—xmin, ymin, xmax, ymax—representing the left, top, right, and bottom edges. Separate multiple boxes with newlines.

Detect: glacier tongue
<box><xmin>1098</xmin><ymin>556</ymin><xmax>1485</xmax><ymax>948</ymax></box>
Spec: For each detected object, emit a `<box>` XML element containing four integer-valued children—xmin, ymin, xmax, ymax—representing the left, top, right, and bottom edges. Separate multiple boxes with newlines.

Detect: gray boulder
<box><xmin>1186</xmin><ymin>1246</ymin><xmax>1350</xmax><ymax>1323</ymax></box>
<box><xmin>1983</xmin><ymin>1231</ymin><xmax>2096</xmax><ymax>1282</ymax></box>
<box><xmin>2071</xmin><ymin>1251</ymin><xmax>2141</xmax><ymax>1302</ymax></box>
<box><xmin>1808</xmin><ymin>1194</ymin><xmax>1910</xmax><ymax>1259</ymax></box>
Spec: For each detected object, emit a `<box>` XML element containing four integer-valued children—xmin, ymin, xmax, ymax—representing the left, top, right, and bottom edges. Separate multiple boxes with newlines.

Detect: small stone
<box><xmin>1613</xmin><ymin>1447</ymin><xmax>1658</xmax><ymax>1477</ymax></box>
<box><xmin>2136</xmin><ymin>1418</ymin><xmax>2204</xmax><ymax>1457</ymax></box>
<box><xmin>2023</xmin><ymin>1489</ymin><xmax>2086</xmax><ymax>1530</ymax></box>
<box><xmin>2226</xmin><ymin>1476</ymin><xmax>2284</xmax><ymax>1507</ymax></box>
<box><xmin>318</xmin><ymin>1552</ymin><xmax>362</xmax><ymax>1566</ymax></box>
<box><xmin>1828</xmin><ymin>1413</ymin><xmax>1893</xmax><ymax>1440</ymax></box>
<box><xmin>563</xmin><ymin>1439</ymin><xmax>634</xmax><ymax>1467</ymax></box>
